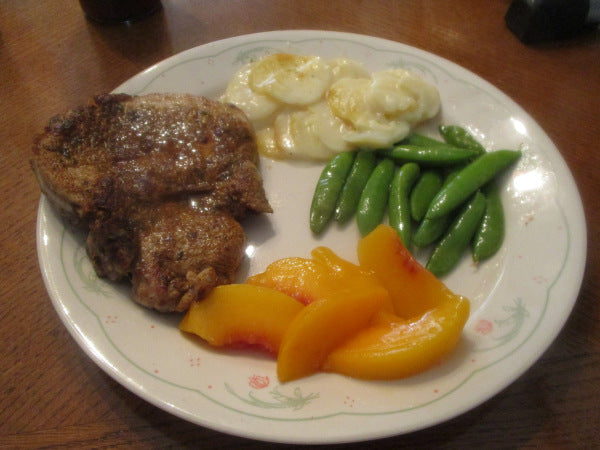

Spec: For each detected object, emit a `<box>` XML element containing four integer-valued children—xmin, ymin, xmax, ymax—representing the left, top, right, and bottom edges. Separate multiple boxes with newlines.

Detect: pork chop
<box><xmin>31</xmin><ymin>93</ymin><xmax>272</xmax><ymax>312</ymax></box>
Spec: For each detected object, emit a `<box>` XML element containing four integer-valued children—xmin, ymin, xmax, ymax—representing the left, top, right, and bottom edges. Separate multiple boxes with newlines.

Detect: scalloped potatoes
<box><xmin>221</xmin><ymin>53</ymin><xmax>440</xmax><ymax>161</ymax></box>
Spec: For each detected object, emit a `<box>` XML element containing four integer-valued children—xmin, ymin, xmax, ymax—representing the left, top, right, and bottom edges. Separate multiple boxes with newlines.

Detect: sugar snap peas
<box><xmin>403</xmin><ymin>133</ymin><xmax>447</xmax><ymax>147</ymax></box>
<box><xmin>439</xmin><ymin>125</ymin><xmax>486</xmax><ymax>154</ymax></box>
<box><xmin>378</xmin><ymin>144</ymin><xmax>479</xmax><ymax>166</ymax></box>
<box><xmin>307</xmin><ymin>124</ymin><xmax>518</xmax><ymax>276</ymax></box>
<box><xmin>472</xmin><ymin>181</ymin><xmax>505</xmax><ymax>262</ymax></box>
<box><xmin>425</xmin><ymin>150</ymin><xmax>521</xmax><ymax>220</ymax></box>
<box><xmin>426</xmin><ymin>191</ymin><xmax>487</xmax><ymax>277</ymax></box>
<box><xmin>356</xmin><ymin>158</ymin><xmax>395</xmax><ymax>236</ymax></box>
<box><xmin>334</xmin><ymin>150</ymin><xmax>377</xmax><ymax>224</ymax></box>
<box><xmin>410</xmin><ymin>170</ymin><xmax>443</xmax><ymax>222</ymax></box>
<box><xmin>309</xmin><ymin>151</ymin><xmax>355</xmax><ymax>234</ymax></box>
<box><xmin>389</xmin><ymin>163</ymin><xmax>420</xmax><ymax>246</ymax></box>
<box><xmin>411</xmin><ymin>169</ymin><xmax>460</xmax><ymax>247</ymax></box>
<box><xmin>412</xmin><ymin>214</ymin><xmax>453</xmax><ymax>248</ymax></box>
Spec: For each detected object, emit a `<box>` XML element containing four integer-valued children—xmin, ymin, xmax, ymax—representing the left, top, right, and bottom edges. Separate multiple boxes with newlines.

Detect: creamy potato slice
<box><xmin>328</xmin><ymin>69</ymin><xmax>440</xmax><ymax>148</ymax></box>
<box><xmin>220</xmin><ymin>63</ymin><xmax>281</xmax><ymax>127</ymax></box>
<box><xmin>249</xmin><ymin>54</ymin><xmax>332</xmax><ymax>106</ymax></box>
<box><xmin>255</xmin><ymin>127</ymin><xmax>284</xmax><ymax>159</ymax></box>
<box><xmin>221</xmin><ymin>53</ymin><xmax>441</xmax><ymax>160</ymax></box>
<box><xmin>274</xmin><ymin>108</ymin><xmax>336</xmax><ymax>160</ymax></box>
<box><xmin>308</xmin><ymin>101</ymin><xmax>354</xmax><ymax>153</ymax></box>
<box><xmin>327</xmin><ymin>77</ymin><xmax>373</xmax><ymax>129</ymax></box>
<box><xmin>328</xmin><ymin>57</ymin><xmax>370</xmax><ymax>82</ymax></box>
<box><xmin>368</xmin><ymin>69</ymin><xmax>440</xmax><ymax>124</ymax></box>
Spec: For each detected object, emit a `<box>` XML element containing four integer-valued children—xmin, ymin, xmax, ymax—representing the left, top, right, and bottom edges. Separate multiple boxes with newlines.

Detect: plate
<box><xmin>36</xmin><ymin>30</ymin><xmax>587</xmax><ymax>444</ymax></box>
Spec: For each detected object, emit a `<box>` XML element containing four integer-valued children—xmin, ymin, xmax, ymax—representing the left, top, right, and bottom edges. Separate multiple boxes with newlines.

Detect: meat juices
<box><xmin>31</xmin><ymin>93</ymin><xmax>272</xmax><ymax>312</ymax></box>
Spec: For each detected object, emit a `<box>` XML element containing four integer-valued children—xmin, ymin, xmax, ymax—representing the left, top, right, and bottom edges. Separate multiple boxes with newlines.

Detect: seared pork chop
<box><xmin>32</xmin><ymin>93</ymin><xmax>271</xmax><ymax>312</ymax></box>
<box><xmin>87</xmin><ymin>201</ymin><xmax>247</xmax><ymax>312</ymax></box>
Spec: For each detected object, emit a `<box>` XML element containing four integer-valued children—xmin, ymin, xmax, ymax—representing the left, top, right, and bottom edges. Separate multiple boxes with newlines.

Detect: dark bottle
<box><xmin>505</xmin><ymin>0</ymin><xmax>600</xmax><ymax>43</ymax></box>
<box><xmin>79</xmin><ymin>0</ymin><xmax>162</xmax><ymax>24</ymax></box>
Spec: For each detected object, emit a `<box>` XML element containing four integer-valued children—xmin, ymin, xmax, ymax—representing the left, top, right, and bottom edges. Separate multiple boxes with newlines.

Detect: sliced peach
<box><xmin>246</xmin><ymin>256</ymin><xmax>335</xmax><ymax>305</ymax></box>
<box><xmin>179</xmin><ymin>284</ymin><xmax>303</xmax><ymax>355</ymax></box>
<box><xmin>323</xmin><ymin>293</ymin><xmax>470</xmax><ymax>380</ymax></box>
<box><xmin>247</xmin><ymin>246</ymin><xmax>393</xmax><ymax>311</ymax></box>
<box><xmin>277</xmin><ymin>283</ymin><xmax>389</xmax><ymax>382</ymax></box>
<box><xmin>310</xmin><ymin>246</ymin><xmax>368</xmax><ymax>274</ymax></box>
<box><xmin>310</xmin><ymin>246</ymin><xmax>395</xmax><ymax>313</ymax></box>
<box><xmin>358</xmin><ymin>224</ymin><xmax>462</xmax><ymax>319</ymax></box>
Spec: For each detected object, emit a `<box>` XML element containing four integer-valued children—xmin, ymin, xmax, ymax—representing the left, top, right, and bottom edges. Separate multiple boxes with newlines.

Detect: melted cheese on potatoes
<box><xmin>249</xmin><ymin>54</ymin><xmax>332</xmax><ymax>106</ymax></box>
<box><xmin>221</xmin><ymin>53</ymin><xmax>440</xmax><ymax>161</ymax></box>
<box><xmin>221</xmin><ymin>62</ymin><xmax>281</xmax><ymax>128</ymax></box>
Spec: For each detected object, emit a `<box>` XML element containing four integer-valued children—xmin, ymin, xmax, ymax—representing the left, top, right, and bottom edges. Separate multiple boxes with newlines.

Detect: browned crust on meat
<box><xmin>131</xmin><ymin>204</ymin><xmax>246</xmax><ymax>312</ymax></box>
<box><xmin>31</xmin><ymin>93</ymin><xmax>271</xmax><ymax>226</ymax></box>
<box><xmin>31</xmin><ymin>93</ymin><xmax>272</xmax><ymax>312</ymax></box>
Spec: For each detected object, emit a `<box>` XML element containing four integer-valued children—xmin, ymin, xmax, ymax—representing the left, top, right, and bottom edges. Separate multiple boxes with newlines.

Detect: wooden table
<box><xmin>2</xmin><ymin>1</ymin><xmax>598</xmax><ymax>447</ymax></box>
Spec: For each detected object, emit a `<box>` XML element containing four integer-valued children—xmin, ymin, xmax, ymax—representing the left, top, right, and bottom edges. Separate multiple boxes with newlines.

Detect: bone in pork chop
<box><xmin>31</xmin><ymin>93</ymin><xmax>272</xmax><ymax>312</ymax></box>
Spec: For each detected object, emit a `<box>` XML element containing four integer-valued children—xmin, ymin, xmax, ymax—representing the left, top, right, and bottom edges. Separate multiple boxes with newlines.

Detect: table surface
<box><xmin>2</xmin><ymin>1</ymin><xmax>599</xmax><ymax>448</ymax></box>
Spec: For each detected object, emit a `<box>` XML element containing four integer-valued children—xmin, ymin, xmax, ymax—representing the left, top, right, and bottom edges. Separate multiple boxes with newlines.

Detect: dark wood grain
<box><xmin>1</xmin><ymin>1</ymin><xmax>598</xmax><ymax>447</ymax></box>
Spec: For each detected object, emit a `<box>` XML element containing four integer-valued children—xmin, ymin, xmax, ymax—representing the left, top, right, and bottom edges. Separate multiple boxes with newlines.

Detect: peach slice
<box><xmin>246</xmin><ymin>256</ymin><xmax>335</xmax><ymax>305</ymax></box>
<box><xmin>358</xmin><ymin>224</ymin><xmax>463</xmax><ymax>319</ymax></box>
<box><xmin>179</xmin><ymin>284</ymin><xmax>303</xmax><ymax>355</ymax></box>
<box><xmin>247</xmin><ymin>246</ymin><xmax>393</xmax><ymax>311</ymax></box>
<box><xmin>310</xmin><ymin>246</ymin><xmax>395</xmax><ymax>313</ymax></box>
<box><xmin>323</xmin><ymin>293</ymin><xmax>470</xmax><ymax>380</ymax></box>
<box><xmin>277</xmin><ymin>283</ymin><xmax>389</xmax><ymax>382</ymax></box>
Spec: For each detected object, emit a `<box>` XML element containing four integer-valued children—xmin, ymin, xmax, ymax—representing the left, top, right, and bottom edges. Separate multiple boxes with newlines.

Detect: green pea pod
<box><xmin>426</xmin><ymin>191</ymin><xmax>487</xmax><ymax>277</ymax></box>
<box><xmin>356</xmin><ymin>158</ymin><xmax>395</xmax><ymax>236</ymax></box>
<box><xmin>334</xmin><ymin>150</ymin><xmax>377</xmax><ymax>224</ymax></box>
<box><xmin>439</xmin><ymin>125</ymin><xmax>486</xmax><ymax>154</ymax></box>
<box><xmin>410</xmin><ymin>170</ymin><xmax>443</xmax><ymax>222</ymax></box>
<box><xmin>425</xmin><ymin>150</ymin><xmax>521</xmax><ymax>220</ymax></box>
<box><xmin>389</xmin><ymin>163</ymin><xmax>420</xmax><ymax>246</ymax></box>
<box><xmin>403</xmin><ymin>133</ymin><xmax>447</xmax><ymax>147</ymax></box>
<box><xmin>378</xmin><ymin>144</ymin><xmax>479</xmax><ymax>166</ymax></box>
<box><xmin>309</xmin><ymin>151</ymin><xmax>356</xmax><ymax>234</ymax></box>
<box><xmin>472</xmin><ymin>181</ymin><xmax>505</xmax><ymax>262</ymax></box>
<box><xmin>413</xmin><ymin>215</ymin><xmax>452</xmax><ymax>247</ymax></box>
<box><xmin>412</xmin><ymin>169</ymin><xmax>460</xmax><ymax>247</ymax></box>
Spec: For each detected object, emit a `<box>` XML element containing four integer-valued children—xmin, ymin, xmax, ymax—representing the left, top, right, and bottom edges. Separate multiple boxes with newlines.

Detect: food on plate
<box><xmin>220</xmin><ymin>53</ymin><xmax>441</xmax><ymax>160</ymax></box>
<box><xmin>438</xmin><ymin>124</ymin><xmax>486</xmax><ymax>154</ymax></box>
<box><xmin>251</xmin><ymin>247</ymin><xmax>393</xmax><ymax>381</ymax></box>
<box><xmin>425</xmin><ymin>192</ymin><xmax>487</xmax><ymax>277</ymax></box>
<box><xmin>378</xmin><ymin>142</ymin><xmax>479</xmax><ymax>165</ymax></box>
<box><xmin>412</xmin><ymin>169</ymin><xmax>461</xmax><ymax>247</ymax></box>
<box><xmin>277</xmin><ymin>278</ymin><xmax>388</xmax><ymax>382</ymax></box>
<box><xmin>410</xmin><ymin>170</ymin><xmax>443</xmax><ymax>222</ymax></box>
<box><xmin>247</xmin><ymin>256</ymin><xmax>342</xmax><ymax>305</ymax></box>
<box><xmin>327</xmin><ymin>69</ymin><xmax>440</xmax><ymax>148</ymax></box>
<box><xmin>472</xmin><ymin>181</ymin><xmax>505</xmax><ymax>262</ymax></box>
<box><xmin>333</xmin><ymin>150</ymin><xmax>377</xmax><ymax>224</ymax></box>
<box><xmin>322</xmin><ymin>288</ymin><xmax>470</xmax><ymax>380</ymax></box>
<box><xmin>309</xmin><ymin>151</ymin><xmax>355</xmax><ymax>234</ymax></box>
<box><xmin>247</xmin><ymin>246</ymin><xmax>394</xmax><ymax>309</ymax></box>
<box><xmin>324</xmin><ymin>226</ymin><xmax>469</xmax><ymax>381</ymax></box>
<box><xmin>31</xmin><ymin>93</ymin><xmax>272</xmax><ymax>312</ymax></box>
<box><xmin>424</xmin><ymin>149</ymin><xmax>521</xmax><ymax>219</ymax></box>
<box><xmin>250</xmin><ymin>53</ymin><xmax>333</xmax><ymax>106</ymax></box>
<box><xmin>309</xmin><ymin>140</ymin><xmax>480</xmax><ymax>237</ymax></box>
<box><xmin>181</xmin><ymin>225</ymin><xmax>470</xmax><ymax>382</ymax></box>
<box><xmin>179</xmin><ymin>284</ymin><xmax>304</xmax><ymax>355</ymax></box>
<box><xmin>355</xmin><ymin>158</ymin><xmax>395</xmax><ymax>236</ymax></box>
<box><xmin>308</xmin><ymin>126</ymin><xmax>521</xmax><ymax>275</ymax></box>
<box><xmin>357</xmin><ymin>224</ymin><xmax>461</xmax><ymax>318</ymax></box>
<box><xmin>388</xmin><ymin>162</ymin><xmax>420</xmax><ymax>246</ymax></box>
<box><xmin>98</xmin><ymin>203</ymin><xmax>247</xmax><ymax>311</ymax></box>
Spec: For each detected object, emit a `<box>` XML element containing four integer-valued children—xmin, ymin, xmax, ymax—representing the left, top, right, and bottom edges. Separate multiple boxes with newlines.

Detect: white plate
<box><xmin>36</xmin><ymin>31</ymin><xmax>587</xmax><ymax>444</ymax></box>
